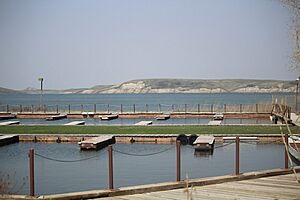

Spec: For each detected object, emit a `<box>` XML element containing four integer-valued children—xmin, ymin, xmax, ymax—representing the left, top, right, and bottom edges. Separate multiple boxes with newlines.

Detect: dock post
<box><xmin>224</xmin><ymin>104</ymin><xmax>226</xmax><ymax>113</ymax></box>
<box><xmin>108</xmin><ymin>145</ymin><xmax>114</xmax><ymax>190</ymax></box>
<box><xmin>94</xmin><ymin>104</ymin><xmax>96</xmax><ymax>113</ymax></box>
<box><xmin>44</xmin><ymin>104</ymin><xmax>46</xmax><ymax>113</ymax></box>
<box><xmin>285</xmin><ymin>134</ymin><xmax>289</xmax><ymax>169</ymax></box>
<box><xmin>176</xmin><ymin>141</ymin><xmax>181</xmax><ymax>182</ymax></box>
<box><xmin>211</xmin><ymin>104</ymin><xmax>214</xmax><ymax>113</ymax></box>
<box><xmin>185</xmin><ymin>104</ymin><xmax>187</xmax><ymax>113</ymax></box>
<box><xmin>172</xmin><ymin>104</ymin><xmax>174</xmax><ymax>112</ymax></box>
<box><xmin>6</xmin><ymin>104</ymin><xmax>9</xmax><ymax>113</ymax></box>
<box><xmin>56</xmin><ymin>105</ymin><xmax>59</xmax><ymax>113</ymax></box>
<box><xmin>256</xmin><ymin>104</ymin><xmax>258</xmax><ymax>113</ymax></box>
<box><xmin>107</xmin><ymin>104</ymin><xmax>110</xmax><ymax>113</ymax></box>
<box><xmin>120</xmin><ymin>104</ymin><xmax>123</xmax><ymax>113</ymax></box>
<box><xmin>81</xmin><ymin>104</ymin><xmax>83</xmax><ymax>113</ymax></box>
<box><xmin>146</xmin><ymin>104</ymin><xmax>148</xmax><ymax>112</ymax></box>
<box><xmin>133</xmin><ymin>104</ymin><xmax>135</xmax><ymax>113</ymax></box>
<box><xmin>31</xmin><ymin>105</ymin><xmax>34</xmax><ymax>113</ymax></box>
<box><xmin>197</xmin><ymin>104</ymin><xmax>200</xmax><ymax>113</ymax></box>
<box><xmin>236</xmin><ymin>137</ymin><xmax>240</xmax><ymax>175</ymax></box>
<box><xmin>240</xmin><ymin>104</ymin><xmax>242</xmax><ymax>113</ymax></box>
<box><xmin>159</xmin><ymin>104</ymin><xmax>161</xmax><ymax>112</ymax></box>
<box><xmin>68</xmin><ymin>104</ymin><xmax>71</xmax><ymax>114</ymax></box>
<box><xmin>28</xmin><ymin>149</ymin><xmax>35</xmax><ymax>196</ymax></box>
<box><xmin>20</xmin><ymin>105</ymin><xmax>22</xmax><ymax>113</ymax></box>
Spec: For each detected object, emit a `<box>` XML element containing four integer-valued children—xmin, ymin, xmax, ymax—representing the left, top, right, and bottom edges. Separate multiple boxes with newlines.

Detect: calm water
<box><xmin>0</xmin><ymin>93</ymin><xmax>294</xmax><ymax>106</ymax></box>
<box><xmin>0</xmin><ymin>142</ymin><xmax>285</xmax><ymax>195</ymax></box>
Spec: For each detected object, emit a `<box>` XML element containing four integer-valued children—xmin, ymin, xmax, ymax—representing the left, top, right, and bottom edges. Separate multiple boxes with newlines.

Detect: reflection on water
<box><xmin>0</xmin><ymin>142</ymin><xmax>286</xmax><ymax>195</ymax></box>
<box><xmin>194</xmin><ymin>149</ymin><xmax>214</xmax><ymax>157</ymax></box>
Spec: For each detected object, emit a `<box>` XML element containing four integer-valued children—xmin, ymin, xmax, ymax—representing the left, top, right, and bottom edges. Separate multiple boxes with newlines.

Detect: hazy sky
<box><xmin>0</xmin><ymin>0</ymin><xmax>299</xmax><ymax>89</ymax></box>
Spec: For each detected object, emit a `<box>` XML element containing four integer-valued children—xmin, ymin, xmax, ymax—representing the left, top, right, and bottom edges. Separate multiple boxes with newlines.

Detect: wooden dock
<box><xmin>78</xmin><ymin>136</ymin><xmax>115</xmax><ymax>150</ymax></box>
<box><xmin>0</xmin><ymin>135</ymin><xmax>19</xmax><ymax>146</ymax></box>
<box><xmin>64</xmin><ymin>121</ymin><xmax>85</xmax><ymax>125</ymax></box>
<box><xmin>156</xmin><ymin>114</ymin><xmax>170</xmax><ymax>120</ymax></box>
<box><xmin>0</xmin><ymin>121</ymin><xmax>20</xmax><ymax>126</ymax></box>
<box><xmin>96</xmin><ymin>172</ymin><xmax>300</xmax><ymax>200</ymax></box>
<box><xmin>46</xmin><ymin>114</ymin><xmax>67</xmax><ymax>121</ymax></box>
<box><xmin>208</xmin><ymin>120</ymin><xmax>222</xmax><ymax>125</ymax></box>
<box><xmin>135</xmin><ymin>121</ymin><xmax>153</xmax><ymax>126</ymax></box>
<box><xmin>99</xmin><ymin>114</ymin><xmax>119</xmax><ymax>120</ymax></box>
<box><xmin>0</xmin><ymin>114</ymin><xmax>16</xmax><ymax>120</ymax></box>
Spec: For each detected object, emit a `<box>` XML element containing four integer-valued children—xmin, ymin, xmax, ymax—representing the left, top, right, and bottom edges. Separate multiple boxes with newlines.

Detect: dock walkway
<box><xmin>96</xmin><ymin>172</ymin><xmax>300</xmax><ymax>200</ymax></box>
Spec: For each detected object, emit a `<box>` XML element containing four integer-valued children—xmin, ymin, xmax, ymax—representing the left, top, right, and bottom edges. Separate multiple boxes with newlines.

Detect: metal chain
<box><xmin>34</xmin><ymin>153</ymin><xmax>101</xmax><ymax>163</ymax></box>
<box><xmin>113</xmin><ymin>145</ymin><xmax>175</xmax><ymax>157</ymax></box>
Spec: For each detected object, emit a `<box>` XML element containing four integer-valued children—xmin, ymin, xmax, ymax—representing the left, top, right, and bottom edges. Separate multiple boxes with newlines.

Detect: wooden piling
<box><xmin>285</xmin><ymin>134</ymin><xmax>288</xmax><ymax>169</ymax></box>
<box><xmin>108</xmin><ymin>145</ymin><xmax>114</xmax><ymax>190</ymax></box>
<box><xmin>176</xmin><ymin>141</ymin><xmax>181</xmax><ymax>182</ymax></box>
<box><xmin>236</xmin><ymin>137</ymin><xmax>240</xmax><ymax>176</ymax></box>
<box><xmin>28</xmin><ymin>149</ymin><xmax>35</xmax><ymax>196</ymax></box>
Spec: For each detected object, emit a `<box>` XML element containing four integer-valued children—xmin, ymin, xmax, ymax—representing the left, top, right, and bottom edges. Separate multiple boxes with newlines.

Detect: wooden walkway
<box><xmin>96</xmin><ymin>173</ymin><xmax>300</xmax><ymax>200</ymax></box>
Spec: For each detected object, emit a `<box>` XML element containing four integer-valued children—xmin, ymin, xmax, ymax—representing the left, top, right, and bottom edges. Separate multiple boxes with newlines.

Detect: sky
<box><xmin>0</xmin><ymin>0</ymin><xmax>299</xmax><ymax>90</ymax></box>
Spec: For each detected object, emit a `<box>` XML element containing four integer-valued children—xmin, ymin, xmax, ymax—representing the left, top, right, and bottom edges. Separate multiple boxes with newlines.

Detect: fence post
<box><xmin>94</xmin><ymin>104</ymin><xmax>96</xmax><ymax>113</ymax></box>
<box><xmin>185</xmin><ymin>104</ymin><xmax>187</xmax><ymax>113</ymax></box>
<box><xmin>146</xmin><ymin>104</ymin><xmax>148</xmax><ymax>112</ymax></box>
<box><xmin>256</xmin><ymin>104</ymin><xmax>258</xmax><ymax>113</ymax></box>
<box><xmin>120</xmin><ymin>104</ymin><xmax>123</xmax><ymax>113</ymax></box>
<box><xmin>240</xmin><ymin>104</ymin><xmax>242</xmax><ymax>113</ymax></box>
<box><xmin>285</xmin><ymin>134</ymin><xmax>289</xmax><ymax>169</ymax></box>
<box><xmin>197</xmin><ymin>104</ymin><xmax>200</xmax><ymax>113</ymax></box>
<box><xmin>176</xmin><ymin>141</ymin><xmax>181</xmax><ymax>182</ymax></box>
<box><xmin>31</xmin><ymin>105</ymin><xmax>34</xmax><ymax>113</ymax></box>
<box><xmin>133</xmin><ymin>104</ymin><xmax>135</xmax><ymax>113</ymax></box>
<box><xmin>68</xmin><ymin>104</ymin><xmax>71</xmax><ymax>114</ymax></box>
<box><xmin>28</xmin><ymin>149</ymin><xmax>35</xmax><ymax>196</ymax></box>
<box><xmin>44</xmin><ymin>104</ymin><xmax>46</xmax><ymax>113</ymax></box>
<box><xmin>211</xmin><ymin>104</ymin><xmax>214</xmax><ymax>113</ymax></box>
<box><xmin>107</xmin><ymin>104</ymin><xmax>110</xmax><ymax>113</ymax></box>
<box><xmin>81</xmin><ymin>104</ymin><xmax>83</xmax><ymax>113</ymax></box>
<box><xmin>224</xmin><ymin>104</ymin><xmax>226</xmax><ymax>113</ymax></box>
<box><xmin>6</xmin><ymin>104</ymin><xmax>9</xmax><ymax>113</ymax></box>
<box><xmin>20</xmin><ymin>105</ymin><xmax>22</xmax><ymax>113</ymax></box>
<box><xmin>236</xmin><ymin>137</ymin><xmax>240</xmax><ymax>175</ymax></box>
<box><xmin>56</xmin><ymin>105</ymin><xmax>59</xmax><ymax>113</ymax></box>
<box><xmin>108</xmin><ymin>145</ymin><xmax>114</xmax><ymax>190</ymax></box>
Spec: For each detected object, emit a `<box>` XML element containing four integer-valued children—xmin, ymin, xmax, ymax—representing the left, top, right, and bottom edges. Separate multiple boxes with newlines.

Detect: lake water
<box><xmin>0</xmin><ymin>142</ymin><xmax>286</xmax><ymax>195</ymax></box>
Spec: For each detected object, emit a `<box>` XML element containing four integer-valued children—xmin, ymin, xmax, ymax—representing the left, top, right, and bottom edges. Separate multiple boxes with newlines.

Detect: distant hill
<box><xmin>0</xmin><ymin>79</ymin><xmax>297</xmax><ymax>94</ymax></box>
<box><xmin>0</xmin><ymin>87</ymin><xmax>23</xmax><ymax>94</ymax></box>
<box><xmin>62</xmin><ymin>79</ymin><xmax>296</xmax><ymax>94</ymax></box>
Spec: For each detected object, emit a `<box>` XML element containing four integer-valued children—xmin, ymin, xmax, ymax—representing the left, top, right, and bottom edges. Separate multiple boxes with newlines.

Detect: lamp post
<box><xmin>38</xmin><ymin>78</ymin><xmax>44</xmax><ymax>110</ymax></box>
<box><xmin>296</xmin><ymin>77</ymin><xmax>300</xmax><ymax>112</ymax></box>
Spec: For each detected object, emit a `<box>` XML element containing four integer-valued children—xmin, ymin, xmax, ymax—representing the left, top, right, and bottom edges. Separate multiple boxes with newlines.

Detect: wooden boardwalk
<box><xmin>95</xmin><ymin>173</ymin><xmax>300</xmax><ymax>200</ymax></box>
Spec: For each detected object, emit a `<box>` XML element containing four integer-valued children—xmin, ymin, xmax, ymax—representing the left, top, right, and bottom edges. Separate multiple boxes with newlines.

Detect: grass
<box><xmin>0</xmin><ymin>125</ymin><xmax>299</xmax><ymax>135</ymax></box>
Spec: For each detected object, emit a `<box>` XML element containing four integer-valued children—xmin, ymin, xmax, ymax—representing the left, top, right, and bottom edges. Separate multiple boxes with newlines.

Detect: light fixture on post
<box><xmin>38</xmin><ymin>77</ymin><xmax>44</xmax><ymax>111</ymax></box>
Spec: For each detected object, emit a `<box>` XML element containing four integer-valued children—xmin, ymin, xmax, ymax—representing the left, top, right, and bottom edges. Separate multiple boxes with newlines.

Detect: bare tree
<box><xmin>281</xmin><ymin>0</ymin><xmax>300</xmax><ymax>69</ymax></box>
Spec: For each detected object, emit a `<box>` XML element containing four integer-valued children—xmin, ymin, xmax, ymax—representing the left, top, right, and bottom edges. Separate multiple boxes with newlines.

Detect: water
<box><xmin>0</xmin><ymin>142</ymin><xmax>285</xmax><ymax>195</ymax></box>
<box><xmin>0</xmin><ymin>93</ymin><xmax>294</xmax><ymax>106</ymax></box>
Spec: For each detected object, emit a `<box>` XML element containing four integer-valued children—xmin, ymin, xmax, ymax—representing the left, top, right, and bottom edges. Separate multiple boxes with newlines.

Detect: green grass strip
<box><xmin>0</xmin><ymin>125</ymin><xmax>299</xmax><ymax>135</ymax></box>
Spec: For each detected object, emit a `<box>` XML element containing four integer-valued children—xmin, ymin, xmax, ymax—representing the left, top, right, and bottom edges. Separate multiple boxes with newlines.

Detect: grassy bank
<box><xmin>0</xmin><ymin>125</ymin><xmax>299</xmax><ymax>135</ymax></box>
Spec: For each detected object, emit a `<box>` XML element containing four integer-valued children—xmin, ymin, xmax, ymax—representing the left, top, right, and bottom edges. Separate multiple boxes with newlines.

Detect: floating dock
<box><xmin>193</xmin><ymin>135</ymin><xmax>215</xmax><ymax>151</ymax></box>
<box><xmin>208</xmin><ymin>120</ymin><xmax>222</xmax><ymax>125</ymax></box>
<box><xmin>99</xmin><ymin>114</ymin><xmax>119</xmax><ymax>120</ymax></box>
<box><xmin>82</xmin><ymin>112</ymin><xmax>95</xmax><ymax>118</ymax></box>
<box><xmin>0</xmin><ymin>121</ymin><xmax>20</xmax><ymax>126</ymax></box>
<box><xmin>0</xmin><ymin>114</ymin><xmax>16</xmax><ymax>120</ymax></box>
<box><xmin>156</xmin><ymin>114</ymin><xmax>170</xmax><ymax>120</ymax></box>
<box><xmin>64</xmin><ymin>121</ymin><xmax>85</xmax><ymax>126</ymax></box>
<box><xmin>135</xmin><ymin>121</ymin><xmax>153</xmax><ymax>126</ymax></box>
<box><xmin>0</xmin><ymin>135</ymin><xmax>19</xmax><ymax>146</ymax></box>
<box><xmin>46</xmin><ymin>114</ymin><xmax>67</xmax><ymax>121</ymax></box>
<box><xmin>78</xmin><ymin>136</ymin><xmax>115</xmax><ymax>150</ymax></box>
